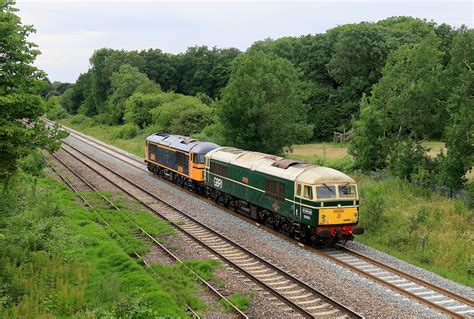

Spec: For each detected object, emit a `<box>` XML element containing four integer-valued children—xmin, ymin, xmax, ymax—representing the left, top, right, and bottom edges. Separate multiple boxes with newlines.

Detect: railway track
<box><xmin>53</xmin><ymin>139</ymin><xmax>361</xmax><ymax>318</ymax></box>
<box><xmin>48</xmin><ymin>151</ymin><xmax>245</xmax><ymax>319</ymax></box>
<box><xmin>45</xmin><ymin>119</ymin><xmax>473</xmax><ymax>318</ymax></box>
<box><xmin>317</xmin><ymin>246</ymin><xmax>474</xmax><ymax>318</ymax></box>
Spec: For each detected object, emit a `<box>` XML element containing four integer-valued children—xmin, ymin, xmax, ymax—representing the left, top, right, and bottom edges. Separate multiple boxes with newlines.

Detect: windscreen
<box><xmin>338</xmin><ymin>184</ymin><xmax>357</xmax><ymax>198</ymax></box>
<box><xmin>316</xmin><ymin>185</ymin><xmax>337</xmax><ymax>199</ymax></box>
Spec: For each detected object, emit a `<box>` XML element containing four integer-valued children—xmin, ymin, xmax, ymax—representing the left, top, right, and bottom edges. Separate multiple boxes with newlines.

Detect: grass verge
<box><xmin>221</xmin><ymin>292</ymin><xmax>252</xmax><ymax>312</ymax></box>
<box><xmin>0</xmin><ymin>168</ymin><xmax>222</xmax><ymax>317</ymax></box>
<box><xmin>58</xmin><ymin>117</ymin><xmax>146</xmax><ymax>157</ymax></box>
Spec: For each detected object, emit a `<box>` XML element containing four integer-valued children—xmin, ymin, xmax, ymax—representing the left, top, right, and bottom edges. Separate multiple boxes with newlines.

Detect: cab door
<box><xmin>294</xmin><ymin>183</ymin><xmax>303</xmax><ymax>222</ymax></box>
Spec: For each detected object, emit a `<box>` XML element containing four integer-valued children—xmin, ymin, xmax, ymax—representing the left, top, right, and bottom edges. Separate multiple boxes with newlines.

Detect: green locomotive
<box><xmin>204</xmin><ymin>147</ymin><xmax>364</xmax><ymax>244</ymax></box>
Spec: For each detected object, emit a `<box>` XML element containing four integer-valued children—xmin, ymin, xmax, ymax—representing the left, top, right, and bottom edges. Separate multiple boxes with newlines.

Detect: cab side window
<box><xmin>192</xmin><ymin>153</ymin><xmax>206</xmax><ymax>164</ymax></box>
<box><xmin>296</xmin><ymin>184</ymin><xmax>302</xmax><ymax>196</ymax></box>
<box><xmin>303</xmin><ymin>185</ymin><xmax>313</xmax><ymax>199</ymax></box>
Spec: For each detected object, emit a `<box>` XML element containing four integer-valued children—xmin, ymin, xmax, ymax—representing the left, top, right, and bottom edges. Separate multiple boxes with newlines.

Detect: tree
<box><xmin>218</xmin><ymin>52</ymin><xmax>312</xmax><ymax>155</ymax></box>
<box><xmin>438</xmin><ymin>29</ymin><xmax>474</xmax><ymax>189</ymax></box>
<box><xmin>87</xmin><ymin>48</ymin><xmax>144</xmax><ymax>115</ymax></box>
<box><xmin>139</xmin><ymin>49</ymin><xmax>178</xmax><ymax>92</ymax></box>
<box><xmin>350</xmin><ymin>36</ymin><xmax>446</xmax><ymax>177</ymax></box>
<box><xmin>174</xmin><ymin>46</ymin><xmax>240</xmax><ymax>98</ymax></box>
<box><xmin>150</xmin><ymin>94</ymin><xmax>212</xmax><ymax>136</ymax></box>
<box><xmin>105</xmin><ymin>64</ymin><xmax>158</xmax><ymax>124</ymax></box>
<box><xmin>0</xmin><ymin>1</ymin><xmax>65</xmax><ymax>178</ymax></box>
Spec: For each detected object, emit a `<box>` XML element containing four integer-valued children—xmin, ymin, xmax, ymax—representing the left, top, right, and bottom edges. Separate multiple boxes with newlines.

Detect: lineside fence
<box><xmin>368</xmin><ymin>171</ymin><xmax>472</xmax><ymax>205</ymax></box>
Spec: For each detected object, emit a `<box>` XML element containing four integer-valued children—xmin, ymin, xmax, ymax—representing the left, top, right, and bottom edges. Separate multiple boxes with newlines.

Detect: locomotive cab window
<box><xmin>338</xmin><ymin>184</ymin><xmax>357</xmax><ymax>198</ymax></box>
<box><xmin>303</xmin><ymin>185</ymin><xmax>313</xmax><ymax>199</ymax></box>
<box><xmin>296</xmin><ymin>184</ymin><xmax>302</xmax><ymax>197</ymax></box>
<box><xmin>193</xmin><ymin>153</ymin><xmax>206</xmax><ymax>164</ymax></box>
<box><xmin>316</xmin><ymin>184</ymin><xmax>337</xmax><ymax>199</ymax></box>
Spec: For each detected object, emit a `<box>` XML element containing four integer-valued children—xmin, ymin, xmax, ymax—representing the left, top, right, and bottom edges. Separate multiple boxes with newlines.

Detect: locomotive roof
<box><xmin>206</xmin><ymin>147</ymin><xmax>355</xmax><ymax>185</ymax></box>
<box><xmin>146</xmin><ymin>132</ymin><xmax>220</xmax><ymax>153</ymax></box>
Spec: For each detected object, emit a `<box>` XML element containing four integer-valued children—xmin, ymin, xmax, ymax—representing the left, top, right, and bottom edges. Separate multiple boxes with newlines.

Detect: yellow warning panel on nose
<box><xmin>318</xmin><ymin>207</ymin><xmax>358</xmax><ymax>225</ymax></box>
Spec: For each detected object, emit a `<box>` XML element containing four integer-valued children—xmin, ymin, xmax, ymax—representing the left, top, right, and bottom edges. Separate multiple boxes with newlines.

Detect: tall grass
<box><xmin>356</xmin><ymin>175</ymin><xmax>474</xmax><ymax>287</ymax></box>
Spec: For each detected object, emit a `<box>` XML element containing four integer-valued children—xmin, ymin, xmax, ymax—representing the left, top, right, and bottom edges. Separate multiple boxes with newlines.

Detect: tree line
<box><xmin>38</xmin><ymin>17</ymin><xmax>473</xmax><ymax>191</ymax></box>
<box><xmin>1</xmin><ymin>1</ymin><xmax>65</xmax><ymax>179</ymax></box>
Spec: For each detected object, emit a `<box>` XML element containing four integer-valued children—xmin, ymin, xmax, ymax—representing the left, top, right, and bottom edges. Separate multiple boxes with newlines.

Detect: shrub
<box><xmin>45</xmin><ymin>97</ymin><xmax>69</xmax><ymax>120</ymax></box>
<box><xmin>310</xmin><ymin>156</ymin><xmax>355</xmax><ymax>173</ymax></box>
<box><xmin>70</xmin><ymin>114</ymin><xmax>89</xmax><ymax>125</ymax></box>
<box><xmin>113</xmin><ymin>124</ymin><xmax>140</xmax><ymax>139</ymax></box>
<box><xmin>150</xmin><ymin>95</ymin><xmax>213</xmax><ymax>136</ymax></box>
<box><xmin>18</xmin><ymin>150</ymin><xmax>47</xmax><ymax>176</ymax></box>
<box><xmin>193</xmin><ymin>122</ymin><xmax>225</xmax><ymax>145</ymax></box>
<box><xmin>408</xmin><ymin>206</ymin><xmax>429</xmax><ymax>233</ymax></box>
<box><xmin>388</xmin><ymin>140</ymin><xmax>433</xmax><ymax>182</ymax></box>
<box><xmin>359</xmin><ymin>186</ymin><xmax>386</xmax><ymax>231</ymax></box>
<box><xmin>124</xmin><ymin>92</ymin><xmax>179</xmax><ymax>129</ymax></box>
<box><xmin>169</xmin><ymin>106</ymin><xmax>213</xmax><ymax>136</ymax></box>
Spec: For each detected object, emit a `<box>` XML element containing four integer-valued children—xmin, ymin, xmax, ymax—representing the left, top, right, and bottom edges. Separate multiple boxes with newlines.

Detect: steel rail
<box><xmin>58</xmin><ymin>141</ymin><xmax>362</xmax><ymax>319</ymax></box>
<box><xmin>49</xmin><ymin>152</ymin><xmax>245</xmax><ymax>318</ymax></box>
<box><xmin>311</xmin><ymin>247</ymin><xmax>467</xmax><ymax>319</ymax></box>
<box><xmin>338</xmin><ymin>245</ymin><xmax>474</xmax><ymax>307</ymax></box>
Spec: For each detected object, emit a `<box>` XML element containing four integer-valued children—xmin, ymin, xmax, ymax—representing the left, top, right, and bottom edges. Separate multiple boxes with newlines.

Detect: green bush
<box><xmin>170</xmin><ymin>106</ymin><xmax>213</xmax><ymax>136</ymax></box>
<box><xmin>70</xmin><ymin>114</ymin><xmax>89</xmax><ymax>125</ymax></box>
<box><xmin>408</xmin><ymin>206</ymin><xmax>429</xmax><ymax>233</ymax></box>
<box><xmin>18</xmin><ymin>150</ymin><xmax>47</xmax><ymax>176</ymax></box>
<box><xmin>45</xmin><ymin>96</ymin><xmax>69</xmax><ymax>120</ymax></box>
<box><xmin>193</xmin><ymin>122</ymin><xmax>225</xmax><ymax>145</ymax></box>
<box><xmin>359</xmin><ymin>186</ymin><xmax>386</xmax><ymax>231</ymax></box>
<box><xmin>124</xmin><ymin>92</ymin><xmax>179</xmax><ymax>129</ymax></box>
<box><xmin>150</xmin><ymin>95</ymin><xmax>213</xmax><ymax>136</ymax></box>
<box><xmin>310</xmin><ymin>156</ymin><xmax>356</xmax><ymax>173</ymax></box>
<box><xmin>113</xmin><ymin>124</ymin><xmax>140</xmax><ymax>139</ymax></box>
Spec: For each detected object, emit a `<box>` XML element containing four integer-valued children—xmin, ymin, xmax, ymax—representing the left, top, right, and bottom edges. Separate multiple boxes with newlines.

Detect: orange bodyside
<box><xmin>189</xmin><ymin>156</ymin><xmax>205</xmax><ymax>182</ymax></box>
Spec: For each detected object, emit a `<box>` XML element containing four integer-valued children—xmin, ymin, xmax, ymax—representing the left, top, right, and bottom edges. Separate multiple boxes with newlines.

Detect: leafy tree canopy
<box><xmin>218</xmin><ymin>52</ymin><xmax>312</xmax><ymax>155</ymax></box>
<box><xmin>350</xmin><ymin>35</ymin><xmax>448</xmax><ymax>178</ymax></box>
<box><xmin>105</xmin><ymin>64</ymin><xmax>158</xmax><ymax>124</ymax></box>
<box><xmin>0</xmin><ymin>1</ymin><xmax>65</xmax><ymax>178</ymax></box>
<box><xmin>438</xmin><ymin>29</ymin><xmax>474</xmax><ymax>189</ymax></box>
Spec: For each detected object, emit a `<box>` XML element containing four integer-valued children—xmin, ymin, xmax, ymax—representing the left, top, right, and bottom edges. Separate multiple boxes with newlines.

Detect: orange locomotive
<box><xmin>145</xmin><ymin>132</ymin><xmax>219</xmax><ymax>191</ymax></box>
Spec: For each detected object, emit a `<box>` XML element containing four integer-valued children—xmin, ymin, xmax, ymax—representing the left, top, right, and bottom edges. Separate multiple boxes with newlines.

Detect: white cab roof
<box><xmin>206</xmin><ymin>147</ymin><xmax>355</xmax><ymax>185</ymax></box>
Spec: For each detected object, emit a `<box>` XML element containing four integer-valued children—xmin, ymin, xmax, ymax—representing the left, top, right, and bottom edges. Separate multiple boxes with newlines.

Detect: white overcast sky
<box><xmin>16</xmin><ymin>0</ymin><xmax>473</xmax><ymax>83</ymax></box>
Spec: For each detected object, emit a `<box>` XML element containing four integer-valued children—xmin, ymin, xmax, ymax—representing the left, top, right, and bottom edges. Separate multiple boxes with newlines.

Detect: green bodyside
<box><xmin>205</xmin><ymin>160</ymin><xmax>318</xmax><ymax>227</ymax></box>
